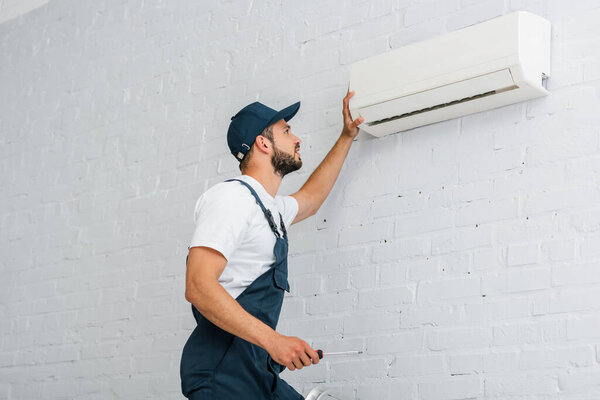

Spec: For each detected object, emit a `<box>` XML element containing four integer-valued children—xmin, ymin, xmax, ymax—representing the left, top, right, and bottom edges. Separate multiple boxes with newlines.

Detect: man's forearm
<box><xmin>299</xmin><ymin>133</ymin><xmax>354</xmax><ymax>211</ymax></box>
<box><xmin>187</xmin><ymin>279</ymin><xmax>276</xmax><ymax>350</ymax></box>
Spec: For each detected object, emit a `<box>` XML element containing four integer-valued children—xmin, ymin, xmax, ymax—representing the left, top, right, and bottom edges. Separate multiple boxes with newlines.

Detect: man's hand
<box><xmin>266</xmin><ymin>332</ymin><xmax>320</xmax><ymax>371</ymax></box>
<box><xmin>341</xmin><ymin>89</ymin><xmax>365</xmax><ymax>139</ymax></box>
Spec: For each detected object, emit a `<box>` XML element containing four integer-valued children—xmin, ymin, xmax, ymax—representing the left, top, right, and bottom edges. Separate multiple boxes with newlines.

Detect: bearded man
<box><xmin>180</xmin><ymin>90</ymin><xmax>364</xmax><ymax>400</ymax></box>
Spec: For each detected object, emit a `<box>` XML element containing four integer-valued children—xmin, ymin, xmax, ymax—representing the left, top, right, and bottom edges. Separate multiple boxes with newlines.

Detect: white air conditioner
<box><xmin>348</xmin><ymin>11</ymin><xmax>551</xmax><ymax>137</ymax></box>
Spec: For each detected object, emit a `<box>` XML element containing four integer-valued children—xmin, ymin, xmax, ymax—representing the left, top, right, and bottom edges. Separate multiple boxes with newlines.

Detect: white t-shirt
<box><xmin>189</xmin><ymin>174</ymin><xmax>299</xmax><ymax>299</ymax></box>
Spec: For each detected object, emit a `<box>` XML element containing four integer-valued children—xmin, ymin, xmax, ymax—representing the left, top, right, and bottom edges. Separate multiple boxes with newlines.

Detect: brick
<box><xmin>404</xmin><ymin>0</ymin><xmax>460</xmax><ymax>27</ymax></box>
<box><xmin>343</xmin><ymin>312</ymin><xmax>400</xmax><ymax>334</ymax></box>
<box><xmin>288</xmin><ymin>253</ymin><xmax>315</xmax><ymax>276</ymax></box>
<box><xmin>456</xmin><ymin>197</ymin><xmax>518</xmax><ymax>227</ymax></box>
<box><xmin>472</xmin><ymin>247</ymin><xmax>504</xmax><ymax>271</ymax></box>
<box><xmin>541</xmin><ymin>238</ymin><xmax>576</xmax><ymax>261</ymax></box>
<box><xmin>380</xmin><ymin>262</ymin><xmax>409</xmax><ymax>284</ymax></box>
<box><xmin>477</xmin><ymin>297</ymin><xmax>534</xmax><ymax>321</ymax></box>
<box><xmin>358</xmin><ymin>286</ymin><xmax>414</xmax><ymax>308</ymax></box>
<box><xmin>315</xmin><ymin>246</ymin><xmax>369</xmax><ymax>271</ymax></box>
<box><xmin>427</xmin><ymin>327</ymin><xmax>491</xmax><ymax>351</ymax></box>
<box><xmin>459</xmin><ymin>147</ymin><xmax>525</xmax><ymax>182</ymax></box>
<box><xmin>520</xmin><ymin>346</ymin><xmax>594</xmax><ymax>370</ymax></box>
<box><xmin>418</xmin><ymin>276</ymin><xmax>480</xmax><ymax>302</ymax></box>
<box><xmin>330</xmin><ymin>358</ymin><xmax>387</xmax><ymax>380</ymax></box>
<box><xmin>323</xmin><ymin>271</ymin><xmax>351</xmax><ymax>292</ymax></box>
<box><xmin>306</xmin><ymin>291</ymin><xmax>356</xmax><ymax>315</ymax></box>
<box><xmin>567</xmin><ymin>315</ymin><xmax>600</xmax><ymax>340</ymax></box>
<box><xmin>278</xmin><ymin>317</ymin><xmax>342</xmax><ymax>338</ymax></box>
<box><xmin>534</xmin><ymin>287</ymin><xmax>600</xmax><ymax>315</ymax></box>
<box><xmin>418</xmin><ymin>377</ymin><xmax>481</xmax><ymax>400</ymax></box>
<box><xmin>523</xmin><ymin>186</ymin><xmax>600</xmax><ymax>215</ymax></box>
<box><xmin>448</xmin><ymin>352</ymin><xmax>484</xmax><ymax>375</ymax></box>
<box><xmin>558</xmin><ymin>370</ymin><xmax>600</xmax><ymax>392</ymax></box>
<box><xmin>395</xmin><ymin>208</ymin><xmax>455</xmax><ymax>236</ymax></box>
<box><xmin>493</xmin><ymin>320</ymin><xmax>566</xmax><ymax>346</ymax></box>
<box><xmin>338</xmin><ymin>220</ymin><xmax>394</xmax><ymax>246</ymax></box>
<box><xmin>372</xmin><ymin>237</ymin><xmax>430</xmax><ymax>262</ymax></box>
<box><xmin>484</xmin><ymin>375</ymin><xmax>558</xmax><ymax>396</ymax></box>
<box><xmin>389</xmin><ymin>354</ymin><xmax>445</xmax><ymax>376</ymax></box>
<box><xmin>580</xmin><ymin>234</ymin><xmax>600</xmax><ymax>258</ymax></box>
<box><xmin>507</xmin><ymin>242</ymin><xmax>540</xmax><ymax>266</ymax></box>
<box><xmin>482</xmin><ymin>267</ymin><xmax>551</xmax><ymax>294</ymax></box>
<box><xmin>401</xmin><ymin>304</ymin><xmax>458</xmax><ymax>328</ymax></box>
<box><xmin>367</xmin><ymin>331</ymin><xmax>423</xmax><ymax>355</ymax></box>
<box><xmin>349</xmin><ymin>266</ymin><xmax>377</xmax><ymax>289</ymax></box>
<box><xmin>372</xmin><ymin>192</ymin><xmax>426</xmax><ymax>218</ymax></box>
<box><xmin>552</xmin><ymin>262</ymin><xmax>600</xmax><ymax>287</ymax></box>
<box><xmin>357</xmin><ymin>381</ymin><xmax>415</xmax><ymax>399</ymax></box>
<box><xmin>431</xmin><ymin>225</ymin><xmax>493</xmax><ymax>255</ymax></box>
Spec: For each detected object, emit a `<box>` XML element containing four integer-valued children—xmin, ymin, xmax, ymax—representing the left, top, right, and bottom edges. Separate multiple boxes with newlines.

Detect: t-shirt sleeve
<box><xmin>275</xmin><ymin>194</ymin><xmax>299</xmax><ymax>229</ymax></box>
<box><xmin>189</xmin><ymin>184</ymin><xmax>253</xmax><ymax>260</ymax></box>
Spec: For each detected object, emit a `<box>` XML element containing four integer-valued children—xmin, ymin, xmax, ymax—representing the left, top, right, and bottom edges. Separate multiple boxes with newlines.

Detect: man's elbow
<box><xmin>185</xmin><ymin>287</ymin><xmax>195</xmax><ymax>303</ymax></box>
<box><xmin>185</xmin><ymin>281</ymin><xmax>202</xmax><ymax>305</ymax></box>
<box><xmin>185</xmin><ymin>279</ymin><xmax>216</xmax><ymax>314</ymax></box>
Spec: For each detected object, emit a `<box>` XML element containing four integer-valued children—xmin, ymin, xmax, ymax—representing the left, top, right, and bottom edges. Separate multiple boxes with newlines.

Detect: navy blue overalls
<box><xmin>180</xmin><ymin>178</ymin><xmax>304</xmax><ymax>400</ymax></box>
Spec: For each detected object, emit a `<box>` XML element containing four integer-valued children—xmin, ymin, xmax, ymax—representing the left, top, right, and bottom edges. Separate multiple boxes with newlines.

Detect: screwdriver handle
<box><xmin>317</xmin><ymin>349</ymin><xmax>323</xmax><ymax>359</ymax></box>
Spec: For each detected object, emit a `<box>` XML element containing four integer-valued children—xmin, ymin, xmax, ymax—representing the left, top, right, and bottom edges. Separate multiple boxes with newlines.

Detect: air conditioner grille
<box><xmin>366</xmin><ymin>85</ymin><xmax>518</xmax><ymax>127</ymax></box>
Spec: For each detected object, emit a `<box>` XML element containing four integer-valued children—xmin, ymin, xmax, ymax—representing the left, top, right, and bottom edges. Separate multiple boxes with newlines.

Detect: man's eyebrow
<box><xmin>283</xmin><ymin>124</ymin><xmax>290</xmax><ymax>130</ymax></box>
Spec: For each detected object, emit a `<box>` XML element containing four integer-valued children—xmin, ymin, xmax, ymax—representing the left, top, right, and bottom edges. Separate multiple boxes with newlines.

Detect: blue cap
<box><xmin>227</xmin><ymin>101</ymin><xmax>301</xmax><ymax>162</ymax></box>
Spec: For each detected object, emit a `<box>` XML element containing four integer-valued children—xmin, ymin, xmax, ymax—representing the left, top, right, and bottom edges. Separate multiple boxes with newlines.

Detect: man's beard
<box><xmin>270</xmin><ymin>143</ymin><xmax>302</xmax><ymax>177</ymax></box>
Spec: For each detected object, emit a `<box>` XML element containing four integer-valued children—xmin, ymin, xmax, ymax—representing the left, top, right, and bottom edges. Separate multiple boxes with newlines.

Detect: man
<box><xmin>180</xmin><ymin>89</ymin><xmax>365</xmax><ymax>399</ymax></box>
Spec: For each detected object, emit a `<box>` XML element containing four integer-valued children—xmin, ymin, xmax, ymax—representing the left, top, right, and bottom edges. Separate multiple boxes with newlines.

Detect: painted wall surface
<box><xmin>1</xmin><ymin>0</ymin><xmax>600</xmax><ymax>399</ymax></box>
<box><xmin>0</xmin><ymin>0</ymin><xmax>49</xmax><ymax>25</ymax></box>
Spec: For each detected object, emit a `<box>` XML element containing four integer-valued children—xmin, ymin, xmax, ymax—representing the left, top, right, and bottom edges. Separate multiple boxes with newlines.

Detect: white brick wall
<box><xmin>1</xmin><ymin>0</ymin><xmax>600</xmax><ymax>399</ymax></box>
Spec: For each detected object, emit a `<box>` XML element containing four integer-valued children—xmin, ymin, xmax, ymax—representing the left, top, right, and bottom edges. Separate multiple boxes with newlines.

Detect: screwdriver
<box><xmin>316</xmin><ymin>349</ymin><xmax>363</xmax><ymax>359</ymax></box>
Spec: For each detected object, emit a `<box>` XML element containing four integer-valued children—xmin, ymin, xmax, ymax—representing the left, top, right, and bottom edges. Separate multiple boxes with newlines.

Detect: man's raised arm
<box><xmin>291</xmin><ymin>89</ymin><xmax>365</xmax><ymax>224</ymax></box>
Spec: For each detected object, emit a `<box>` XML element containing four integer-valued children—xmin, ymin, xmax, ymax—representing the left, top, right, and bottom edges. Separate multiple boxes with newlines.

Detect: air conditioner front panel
<box><xmin>361</xmin><ymin>82</ymin><xmax>548</xmax><ymax>137</ymax></box>
<box><xmin>350</xmin><ymin>56</ymin><xmax>521</xmax><ymax>110</ymax></box>
<box><xmin>357</xmin><ymin>68</ymin><xmax>517</xmax><ymax>125</ymax></box>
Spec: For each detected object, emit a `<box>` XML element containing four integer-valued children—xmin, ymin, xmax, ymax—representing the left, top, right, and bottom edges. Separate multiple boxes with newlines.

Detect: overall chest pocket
<box><xmin>272</xmin><ymin>268</ymin><xmax>290</xmax><ymax>292</ymax></box>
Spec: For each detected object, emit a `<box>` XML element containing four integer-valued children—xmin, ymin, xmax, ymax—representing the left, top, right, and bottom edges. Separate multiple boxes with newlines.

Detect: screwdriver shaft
<box><xmin>322</xmin><ymin>350</ymin><xmax>362</xmax><ymax>356</ymax></box>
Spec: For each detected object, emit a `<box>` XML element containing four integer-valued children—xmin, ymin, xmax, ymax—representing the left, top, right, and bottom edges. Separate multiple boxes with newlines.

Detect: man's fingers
<box><xmin>299</xmin><ymin>351</ymin><xmax>311</xmax><ymax>367</ymax></box>
<box><xmin>343</xmin><ymin>91</ymin><xmax>354</xmax><ymax>120</ymax></box>
<box><xmin>292</xmin><ymin>358</ymin><xmax>303</xmax><ymax>370</ymax></box>
<box><xmin>306</xmin><ymin>347</ymin><xmax>320</xmax><ymax>364</ymax></box>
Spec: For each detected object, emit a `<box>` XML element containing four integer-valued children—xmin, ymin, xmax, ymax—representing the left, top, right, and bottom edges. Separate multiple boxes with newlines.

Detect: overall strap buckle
<box><xmin>279</xmin><ymin>213</ymin><xmax>287</xmax><ymax>238</ymax></box>
<box><xmin>264</xmin><ymin>209</ymin><xmax>281</xmax><ymax>238</ymax></box>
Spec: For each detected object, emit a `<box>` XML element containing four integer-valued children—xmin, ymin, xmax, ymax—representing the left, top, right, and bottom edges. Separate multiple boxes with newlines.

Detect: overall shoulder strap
<box><xmin>225</xmin><ymin>178</ymin><xmax>281</xmax><ymax>239</ymax></box>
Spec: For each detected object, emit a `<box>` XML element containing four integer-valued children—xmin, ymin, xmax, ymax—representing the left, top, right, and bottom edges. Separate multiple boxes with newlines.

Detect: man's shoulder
<box><xmin>201</xmin><ymin>179</ymin><xmax>255</xmax><ymax>206</ymax></box>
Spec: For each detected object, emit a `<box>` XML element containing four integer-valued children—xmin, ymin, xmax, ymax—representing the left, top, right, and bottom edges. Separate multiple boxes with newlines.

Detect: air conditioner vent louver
<box><xmin>348</xmin><ymin>11</ymin><xmax>551</xmax><ymax>137</ymax></box>
<box><xmin>367</xmin><ymin>86</ymin><xmax>518</xmax><ymax>127</ymax></box>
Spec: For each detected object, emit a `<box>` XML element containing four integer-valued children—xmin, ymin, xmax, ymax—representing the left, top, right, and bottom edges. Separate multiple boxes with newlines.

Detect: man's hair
<box><xmin>239</xmin><ymin>124</ymin><xmax>274</xmax><ymax>173</ymax></box>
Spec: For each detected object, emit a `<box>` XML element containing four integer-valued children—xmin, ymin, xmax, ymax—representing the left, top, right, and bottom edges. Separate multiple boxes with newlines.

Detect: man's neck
<box><xmin>243</xmin><ymin>167</ymin><xmax>282</xmax><ymax>198</ymax></box>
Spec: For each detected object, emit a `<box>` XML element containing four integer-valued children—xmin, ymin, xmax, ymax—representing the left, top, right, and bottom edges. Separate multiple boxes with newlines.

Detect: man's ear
<box><xmin>255</xmin><ymin>135</ymin><xmax>270</xmax><ymax>154</ymax></box>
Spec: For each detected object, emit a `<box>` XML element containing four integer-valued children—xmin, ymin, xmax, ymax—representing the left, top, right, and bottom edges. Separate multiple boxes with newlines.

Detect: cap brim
<box><xmin>267</xmin><ymin>101</ymin><xmax>301</xmax><ymax>126</ymax></box>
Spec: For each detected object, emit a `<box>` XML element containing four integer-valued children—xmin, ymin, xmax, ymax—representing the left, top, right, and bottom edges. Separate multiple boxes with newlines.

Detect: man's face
<box><xmin>269</xmin><ymin>119</ymin><xmax>302</xmax><ymax>177</ymax></box>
